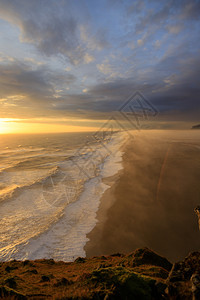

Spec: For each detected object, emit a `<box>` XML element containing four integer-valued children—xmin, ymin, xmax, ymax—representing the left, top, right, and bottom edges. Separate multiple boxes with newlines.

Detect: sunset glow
<box><xmin>0</xmin><ymin>118</ymin><xmax>99</xmax><ymax>134</ymax></box>
<box><xmin>0</xmin><ymin>1</ymin><xmax>199</xmax><ymax>132</ymax></box>
<box><xmin>0</xmin><ymin>118</ymin><xmax>22</xmax><ymax>134</ymax></box>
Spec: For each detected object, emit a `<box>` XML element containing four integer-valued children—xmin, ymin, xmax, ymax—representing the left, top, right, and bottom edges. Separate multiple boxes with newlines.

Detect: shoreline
<box><xmin>84</xmin><ymin>172</ymin><xmax>122</xmax><ymax>257</ymax></box>
<box><xmin>84</xmin><ymin>134</ymin><xmax>130</xmax><ymax>257</ymax></box>
<box><xmin>84</xmin><ymin>132</ymin><xmax>130</xmax><ymax>257</ymax></box>
<box><xmin>85</xmin><ymin>130</ymin><xmax>200</xmax><ymax>262</ymax></box>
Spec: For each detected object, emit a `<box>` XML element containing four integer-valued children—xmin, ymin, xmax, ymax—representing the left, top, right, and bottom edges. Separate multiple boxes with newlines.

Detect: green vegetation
<box><xmin>0</xmin><ymin>247</ymin><xmax>199</xmax><ymax>299</ymax></box>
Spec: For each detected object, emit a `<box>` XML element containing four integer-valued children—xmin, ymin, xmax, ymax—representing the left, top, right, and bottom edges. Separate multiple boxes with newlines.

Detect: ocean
<box><xmin>0</xmin><ymin>131</ymin><xmax>127</xmax><ymax>261</ymax></box>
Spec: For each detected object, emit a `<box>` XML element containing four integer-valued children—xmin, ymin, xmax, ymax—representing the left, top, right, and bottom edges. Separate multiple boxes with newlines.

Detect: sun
<box><xmin>0</xmin><ymin>118</ymin><xmax>99</xmax><ymax>134</ymax></box>
<box><xmin>0</xmin><ymin>119</ymin><xmax>12</xmax><ymax>134</ymax></box>
<box><xmin>0</xmin><ymin>118</ymin><xmax>24</xmax><ymax>134</ymax></box>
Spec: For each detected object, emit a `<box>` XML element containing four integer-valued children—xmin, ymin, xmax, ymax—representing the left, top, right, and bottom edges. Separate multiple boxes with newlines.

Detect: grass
<box><xmin>0</xmin><ymin>248</ymin><xmax>172</xmax><ymax>299</ymax></box>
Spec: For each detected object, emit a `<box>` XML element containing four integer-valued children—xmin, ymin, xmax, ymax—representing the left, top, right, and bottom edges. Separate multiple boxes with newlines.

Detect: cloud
<box><xmin>127</xmin><ymin>1</ymin><xmax>144</xmax><ymax>15</ymax></box>
<box><xmin>0</xmin><ymin>63</ymin><xmax>51</xmax><ymax>100</ymax></box>
<box><xmin>0</xmin><ymin>0</ymin><xmax>199</xmax><ymax>126</ymax></box>
<box><xmin>24</xmin><ymin>57</ymin><xmax>44</xmax><ymax>66</ymax></box>
<box><xmin>125</xmin><ymin>0</ymin><xmax>199</xmax><ymax>50</ymax></box>
<box><xmin>80</xmin><ymin>25</ymin><xmax>109</xmax><ymax>51</ymax></box>
<box><xmin>127</xmin><ymin>42</ymin><xmax>135</xmax><ymax>50</ymax></box>
<box><xmin>96</xmin><ymin>60</ymin><xmax>121</xmax><ymax>78</ymax></box>
<box><xmin>0</xmin><ymin>0</ymin><xmax>110</xmax><ymax>65</ymax></box>
<box><xmin>65</xmin><ymin>66</ymin><xmax>72</xmax><ymax>72</ymax></box>
<box><xmin>97</xmin><ymin>63</ymin><xmax>113</xmax><ymax>75</ymax></box>
<box><xmin>154</xmin><ymin>40</ymin><xmax>161</xmax><ymax>49</ymax></box>
<box><xmin>83</xmin><ymin>53</ymin><xmax>95</xmax><ymax>64</ymax></box>
<box><xmin>0</xmin><ymin>53</ymin><xmax>15</xmax><ymax>63</ymax></box>
<box><xmin>134</xmin><ymin>2</ymin><xmax>172</xmax><ymax>34</ymax></box>
<box><xmin>137</xmin><ymin>39</ymin><xmax>145</xmax><ymax>47</ymax></box>
<box><xmin>179</xmin><ymin>0</ymin><xmax>200</xmax><ymax>20</ymax></box>
<box><xmin>90</xmin><ymin>45</ymin><xmax>200</xmax><ymax>122</ymax></box>
<box><xmin>0</xmin><ymin>60</ymin><xmax>76</xmax><ymax>111</ymax></box>
<box><xmin>167</xmin><ymin>24</ymin><xmax>183</xmax><ymax>34</ymax></box>
<box><xmin>0</xmin><ymin>0</ymin><xmax>90</xmax><ymax>65</ymax></box>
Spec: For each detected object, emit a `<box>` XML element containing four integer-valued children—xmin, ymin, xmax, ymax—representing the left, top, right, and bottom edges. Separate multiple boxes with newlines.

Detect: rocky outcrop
<box><xmin>192</xmin><ymin>124</ymin><xmax>200</xmax><ymax>129</ymax></box>
<box><xmin>167</xmin><ymin>251</ymin><xmax>200</xmax><ymax>300</ymax></box>
<box><xmin>194</xmin><ymin>206</ymin><xmax>200</xmax><ymax>230</ymax></box>
<box><xmin>0</xmin><ymin>248</ymin><xmax>200</xmax><ymax>299</ymax></box>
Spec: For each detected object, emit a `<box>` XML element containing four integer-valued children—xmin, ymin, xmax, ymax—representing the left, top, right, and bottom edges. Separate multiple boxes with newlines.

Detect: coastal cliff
<box><xmin>0</xmin><ymin>248</ymin><xmax>200</xmax><ymax>299</ymax></box>
<box><xmin>192</xmin><ymin>124</ymin><xmax>200</xmax><ymax>129</ymax></box>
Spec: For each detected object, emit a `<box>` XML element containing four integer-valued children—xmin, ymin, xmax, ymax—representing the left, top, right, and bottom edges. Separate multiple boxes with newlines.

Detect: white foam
<box><xmin>17</xmin><ymin>177</ymin><xmax>108</xmax><ymax>261</ymax></box>
<box><xmin>22</xmin><ymin>132</ymin><xmax>128</xmax><ymax>261</ymax></box>
<box><xmin>100</xmin><ymin>132</ymin><xmax>128</xmax><ymax>178</ymax></box>
<box><xmin>0</xmin><ymin>131</ymin><xmax>128</xmax><ymax>261</ymax></box>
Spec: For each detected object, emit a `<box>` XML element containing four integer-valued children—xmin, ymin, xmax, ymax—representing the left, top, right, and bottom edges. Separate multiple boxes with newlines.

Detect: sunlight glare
<box><xmin>0</xmin><ymin>118</ymin><xmax>98</xmax><ymax>134</ymax></box>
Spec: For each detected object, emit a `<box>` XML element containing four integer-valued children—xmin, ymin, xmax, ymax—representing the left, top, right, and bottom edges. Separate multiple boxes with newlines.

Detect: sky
<box><xmin>0</xmin><ymin>0</ymin><xmax>199</xmax><ymax>133</ymax></box>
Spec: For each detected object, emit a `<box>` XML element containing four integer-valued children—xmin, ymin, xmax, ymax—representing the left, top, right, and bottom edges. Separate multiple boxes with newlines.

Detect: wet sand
<box><xmin>85</xmin><ymin>130</ymin><xmax>200</xmax><ymax>262</ymax></box>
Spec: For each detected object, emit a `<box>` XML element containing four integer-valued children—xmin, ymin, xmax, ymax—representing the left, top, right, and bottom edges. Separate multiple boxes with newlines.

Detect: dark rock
<box><xmin>0</xmin><ymin>286</ymin><xmax>26</xmax><ymax>299</ymax></box>
<box><xmin>36</xmin><ymin>259</ymin><xmax>55</xmax><ymax>265</ymax></box>
<box><xmin>155</xmin><ymin>281</ymin><xmax>168</xmax><ymax>298</ymax></box>
<box><xmin>191</xmin><ymin>273</ymin><xmax>200</xmax><ymax>300</ymax></box>
<box><xmin>75</xmin><ymin>257</ymin><xmax>86</xmax><ymax>263</ymax></box>
<box><xmin>41</xmin><ymin>275</ymin><xmax>50</xmax><ymax>282</ymax></box>
<box><xmin>167</xmin><ymin>251</ymin><xmax>200</xmax><ymax>299</ymax></box>
<box><xmin>44</xmin><ymin>258</ymin><xmax>55</xmax><ymax>265</ymax></box>
<box><xmin>5</xmin><ymin>277</ymin><xmax>17</xmax><ymax>289</ymax></box>
<box><xmin>110</xmin><ymin>253</ymin><xmax>124</xmax><ymax>257</ymax></box>
<box><xmin>22</xmin><ymin>260</ymin><xmax>30</xmax><ymax>266</ymax></box>
<box><xmin>54</xmin><ymin>277</ymin><xmax>72</xmax><ymax>287</ymax></box>
<box><xmin>5</xmin><ymin>266</ymin><xmax>11</xmax><ymax>273</ymax></box>
<box><xmin>5</xmin><ymin>265</ymin><xmax>18</xmax><ymax>273</ymax></box>
<box><xmin>168</xmin><ymin>263</ymin><xmax>184</xmax><ymax>283</ymax></box>
<box><xmin>192</xmin><ymin>124</ymin><xmax>200</xmax><ymax>129</ymax></box>
<box><xmin>100</xmin><ymin>256</ymin><xmax>108</xmax><ymax>260</ymax></box>
<box><xmin>128</xmin><ymin>247</ymin><xmax>172</xmax><ymax>271</ymax></box>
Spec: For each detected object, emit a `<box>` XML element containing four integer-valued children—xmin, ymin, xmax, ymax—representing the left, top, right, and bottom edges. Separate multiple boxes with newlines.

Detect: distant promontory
<box><xmin>192</xmin><ymin>124</ymin><xmax>200</xmax><ymax>129</ymax></box>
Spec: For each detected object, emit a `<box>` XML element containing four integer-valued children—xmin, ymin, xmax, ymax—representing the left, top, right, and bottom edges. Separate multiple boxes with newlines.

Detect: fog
<box><xmin>86</xmin><ymin>130</ymin><xmax>200</xmax><ymax>262</ymax></box>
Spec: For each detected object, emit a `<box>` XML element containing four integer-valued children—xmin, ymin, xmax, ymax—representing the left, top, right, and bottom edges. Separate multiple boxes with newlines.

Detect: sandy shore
<box><xmin>85</xmin><ymin>130</ymin><xmax>200</xmax><ymax>262</ymax></box>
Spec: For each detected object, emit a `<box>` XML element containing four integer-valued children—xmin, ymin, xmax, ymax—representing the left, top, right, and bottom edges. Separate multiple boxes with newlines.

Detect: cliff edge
<box><xmin>0</xmin><ymin>248</ymin><xmax>200</xmax><ymax>299</ymax></box>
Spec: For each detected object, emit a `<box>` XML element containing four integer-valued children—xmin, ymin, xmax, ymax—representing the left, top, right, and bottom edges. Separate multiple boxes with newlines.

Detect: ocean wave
<box><xmin>0</xmin><ymin>131</ymin><xmax>128</xmax><ymax>261</ymax></box>
<box><xmin>0</xmin><ymin>166</ymin><xmax>60</xmax><ymax>203</ymax></box>
<box><xmin>0</xmin><ymin>147</ymin><xmax>45</xmax><ymax>155</ymax></box>
<box><xmin>4</xmin><ymin>132</ymin><xmax>128</xmax><ymax>261</ymax></box>
<box><xmin>0</xmin><ymin>153</ymin><xmax>70</xmax><ymax>174</ymax></box>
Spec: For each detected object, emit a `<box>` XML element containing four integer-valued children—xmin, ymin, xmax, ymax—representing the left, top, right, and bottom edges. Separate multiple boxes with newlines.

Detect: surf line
<box><xmin>156</xmin><ymin>144</ymin><xmax>171</xmax><ymax>203</ymax></box>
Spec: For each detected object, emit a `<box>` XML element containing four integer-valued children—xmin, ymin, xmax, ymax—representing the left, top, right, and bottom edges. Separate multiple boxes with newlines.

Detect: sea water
<box><xmin>0</xmin><ymin>131</ymin><xmax>127</xmax><ymax>261</ymax></box>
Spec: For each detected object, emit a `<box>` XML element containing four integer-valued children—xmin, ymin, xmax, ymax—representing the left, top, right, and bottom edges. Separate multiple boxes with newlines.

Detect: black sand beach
<box><xmin>85</xmin><ymin>130</ymin><xmax>200</xmax><ymax>262</ymax></box>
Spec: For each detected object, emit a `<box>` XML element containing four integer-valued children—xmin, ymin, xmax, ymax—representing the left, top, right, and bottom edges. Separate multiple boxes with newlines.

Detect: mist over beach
<box><xmin>86</xmin><ymin>130</ymin><xmax>200</xmax><ymax>262</ymax></box>
<box><xmin>0</xmin><ymin>129</ymin><xmax>200</xmax><ymax>263</ymax></box>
